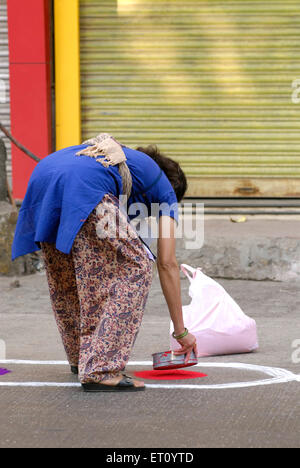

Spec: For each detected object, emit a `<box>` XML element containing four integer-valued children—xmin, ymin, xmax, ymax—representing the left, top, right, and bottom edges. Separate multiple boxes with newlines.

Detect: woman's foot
<box><xmin>101</xmin><ymin>374</ymin><xmax>145</xmax><ymax>389</ymax></box>
<box><xmin>81</xmin><ymin>374</ymin><xmax>145</xmax><ymax>393</ymax></box>
<box><xmin>70</xmin><ymin>366</ymin><xmax>79</xmax><ymax>375</ymax></box>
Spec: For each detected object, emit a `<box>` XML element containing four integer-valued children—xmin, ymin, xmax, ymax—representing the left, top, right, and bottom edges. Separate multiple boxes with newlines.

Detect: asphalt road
<box><xmin>0</xmin><ymin>271</ymin><xmax>299</xmax><ymax>448</ymax></box>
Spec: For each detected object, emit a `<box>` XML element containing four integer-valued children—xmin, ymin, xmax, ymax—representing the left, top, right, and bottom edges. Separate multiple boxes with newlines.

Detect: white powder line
<box><xmin>0</xmin><ymin>359</ymin><xmax>69</xmax><ymax>366</ymax></box>
<box><xmin>0</xmin><ymin>382</ymin><xmax>80</xmax><ymax>388</ymax></box>
<box><xmin>0</xmin><ymin>360</ymin><xmax>299</xmax><ymax>390</ymax></box>
<box><xmin>0</xmin><ymin>377</ymin><xmax>296</xmax><ymax>390</ymax></box>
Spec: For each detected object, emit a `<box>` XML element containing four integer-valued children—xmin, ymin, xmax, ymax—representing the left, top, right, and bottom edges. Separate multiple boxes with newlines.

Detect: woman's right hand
<box><xmin>173</xmin><ymin>332</ymin><xmax>198</xmax><ymax>364</ymax></box>
<box><xmin>156</xmin><ymin>217</ymin><xmax>198</xmax><ymax>364</ymax></box>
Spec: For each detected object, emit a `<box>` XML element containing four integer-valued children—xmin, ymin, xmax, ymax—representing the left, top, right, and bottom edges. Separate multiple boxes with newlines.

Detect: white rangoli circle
<box><xmin>0</xmin><ymin>359</ymin><xmax>299</xmax><ymax>390</ymax></box>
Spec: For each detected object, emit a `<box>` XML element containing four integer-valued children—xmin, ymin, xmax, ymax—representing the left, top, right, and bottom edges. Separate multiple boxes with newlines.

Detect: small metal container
<box><xmin>152</xmin><ymin>350</ymin><xmax>198</xmax><ymax>371</ymax></box>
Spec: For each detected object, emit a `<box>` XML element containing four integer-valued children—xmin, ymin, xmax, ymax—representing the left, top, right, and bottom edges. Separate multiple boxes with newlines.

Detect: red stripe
<box><xmin>134</xmin><ymin>370</ymin><xmax>207</xmax><ymax>381</ymax></box>
<box><xmin>7</xmin><ymin>0</ymin><xmax>52</xmax><ymax>200</ymax></box>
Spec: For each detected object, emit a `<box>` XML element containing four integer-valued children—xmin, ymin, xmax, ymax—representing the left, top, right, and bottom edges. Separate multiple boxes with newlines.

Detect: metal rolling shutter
<box><xmin>80</xmin><ymin>0</ymin><xmax>300</xmax><ymax>197</ymax></box>
<box><xmin>0</xmin><ymin>0</ymin><xmax>11</xmax><ymax>185</ymax></box>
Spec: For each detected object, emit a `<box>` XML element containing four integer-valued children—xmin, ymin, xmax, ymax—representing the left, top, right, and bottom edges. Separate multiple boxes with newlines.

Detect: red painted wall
<box><xmin>7</xmin><ymin>0</ymin><xmax>52</xmax><ymax>200</ymax></box>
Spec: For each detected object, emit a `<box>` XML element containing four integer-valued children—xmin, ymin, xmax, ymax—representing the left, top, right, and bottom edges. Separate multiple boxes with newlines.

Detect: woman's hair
<box><xmin>136</xmin><ymin>145</ymin><xmax>188</xmax><ymax>202</ymax></box>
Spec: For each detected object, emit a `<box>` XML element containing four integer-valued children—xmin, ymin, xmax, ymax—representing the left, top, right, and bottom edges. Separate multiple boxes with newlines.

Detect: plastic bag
<box><xmin>170</xmin><ymin>264</ymin><xmax>259</xmax><ymax>357</ymax></box>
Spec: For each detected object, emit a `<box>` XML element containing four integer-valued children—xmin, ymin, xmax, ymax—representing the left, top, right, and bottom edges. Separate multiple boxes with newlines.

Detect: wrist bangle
<box><xmin>172</xmin><ymin>328</ymin><xmax>189</xmax><ymax>340</ymax></box>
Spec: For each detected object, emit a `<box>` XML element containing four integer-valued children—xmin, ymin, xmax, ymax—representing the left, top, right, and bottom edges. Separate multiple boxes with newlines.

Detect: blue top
<box><xmin>11</xmin><ymin>145</ymin><xmax>179</xmax><ymax>261</ymax></box>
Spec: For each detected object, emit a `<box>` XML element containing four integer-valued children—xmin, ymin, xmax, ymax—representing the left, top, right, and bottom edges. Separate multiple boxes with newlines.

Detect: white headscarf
<box><xmin>76</xmin><ymin>133</ymin><xmax>132</xmax><ymax>198</ymax></box>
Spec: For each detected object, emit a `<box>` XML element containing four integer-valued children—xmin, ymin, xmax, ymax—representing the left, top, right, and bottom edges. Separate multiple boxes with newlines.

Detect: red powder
<box><xmin>134</xmin><ymin>370</ymin><xmax>207</xmax><ymax>381</ymax></box>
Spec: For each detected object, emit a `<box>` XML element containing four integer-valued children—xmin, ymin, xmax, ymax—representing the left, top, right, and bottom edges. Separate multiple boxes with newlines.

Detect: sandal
<box><xmin>71</xmin><ymin>366</ymin><xmax>79</xmax><ymax>375</ymax></box>
<box><xmin>82</xmin><ymin>375</ymin><xmax>145</xmax><ymax>393</ymax></box>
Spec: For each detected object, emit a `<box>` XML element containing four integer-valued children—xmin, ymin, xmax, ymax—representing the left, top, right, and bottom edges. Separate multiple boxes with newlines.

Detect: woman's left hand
<box><xmin>173</xmin><ymin>333</ymin><xmax>198</xmax><ymax>364</ymax></box>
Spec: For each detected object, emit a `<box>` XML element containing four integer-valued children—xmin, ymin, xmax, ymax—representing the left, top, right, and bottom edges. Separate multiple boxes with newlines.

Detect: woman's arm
<box><xmin>157</xmin><ymin>216</ymin><xmax>197</xmax><ymax>362</ymax></box>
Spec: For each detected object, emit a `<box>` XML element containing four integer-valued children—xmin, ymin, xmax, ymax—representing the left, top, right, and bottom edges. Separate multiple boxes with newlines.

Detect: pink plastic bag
<box><xmin>170</xmin><ymin>264</ymin><xmax>259</xmax><ymax>357</ymax></box>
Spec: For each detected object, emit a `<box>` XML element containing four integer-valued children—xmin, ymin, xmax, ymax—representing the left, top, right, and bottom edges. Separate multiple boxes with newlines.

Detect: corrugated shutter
<box><xmin>80</xmin><ymin>0</ymin><xmax>300</xmax><ymax>197</ymax></box>
<box><xmin>0</xmin><ymin>0</ymin><xmax>11</xmax><ymax>185</ymax></box>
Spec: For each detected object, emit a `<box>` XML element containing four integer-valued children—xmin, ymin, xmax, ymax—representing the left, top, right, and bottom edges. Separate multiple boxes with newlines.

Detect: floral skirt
<box><xmin>41</xmin><ymin>194</ymin><xmax>153</xmax><ymax>383</ymax></box>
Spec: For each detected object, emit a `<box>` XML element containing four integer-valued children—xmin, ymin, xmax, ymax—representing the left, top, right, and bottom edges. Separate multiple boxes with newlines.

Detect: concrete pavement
<box><xmin>176</xmin><ymin>215</ymin><xmax>300</xmax><ymax>282</ymax></box>
<box><xmin>0</xmin><ymin>270</ymin><xmax>300</xmax><ymax>448</ymax></box>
